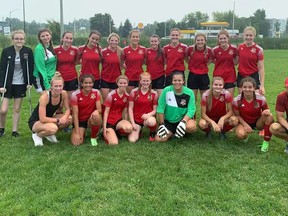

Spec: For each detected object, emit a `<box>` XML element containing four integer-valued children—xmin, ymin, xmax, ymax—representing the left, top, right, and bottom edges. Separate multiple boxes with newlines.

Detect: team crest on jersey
<box><xmin>95</xmin><ymin>49</ymin><xmax>99</xmax><ymax>54</ymax></box>
<box><xmin>178</xmin><ymin>47</ymin><xmax>183</xmax><ymax>53</ymax></box>
<box><xmin>91</xmin><ymin>93</ymin><xmax>96</xmax><ymax>99</ymax></box>
<box><xmin>114</xmin><ymin>98</ymin><xmax>117</xmax><ymax>101</ymax></box>
<box><xmin>251</xmin><ymin>48</ymin><xmax>256</xmax><ymax>53</ymax></box>
<box><xmin>219</xmin><ymin>96</ymin><xmax>225</xmax><ymax>102</ymax></box>
<box><xmin>218</xmin><ymin>51</ymin><xmax>222</xmax><ymax>55</ymax></box>
<box><xmin>139</xmin><ymin>50</ymin><xmax>143</xmax><ymax>55</ymax></box>
<box><xmin>180</xmin><ymin>99</ymin><xmax>187</xmax><ymax>106</ymax></box>
<box><xmin>70</xmin><ymin>50</ymin><xmax>75</xmax><ymax>55</ymax></box>
<box><xmin>147</xmin><ymin>95</ymin><xmax>152</xmax><ymax>101</ymax></box>
<box><xmin>123</xmin><ymin>97</ymin><xmax>127</xmax><ymax>103</ymax></box>
<box><xmin>79</xmin><ymin>97</ymin><xmax>83</xmax><ymax>101</ymax></box>
<box><xmin>229</xmin><ymin>50</ymin><xmax>234</xmax><ymax>55</ymax></box>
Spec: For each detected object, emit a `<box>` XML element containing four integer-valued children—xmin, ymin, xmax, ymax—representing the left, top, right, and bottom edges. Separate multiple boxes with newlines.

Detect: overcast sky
<box><xmin>0</xmin><ymin>0</ymin><xmax>287</xmax><ymax>27</ymax></box>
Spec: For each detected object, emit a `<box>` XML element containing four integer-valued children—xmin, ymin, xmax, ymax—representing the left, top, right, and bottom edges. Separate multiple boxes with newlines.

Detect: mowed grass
<box><xmin>0</xmin><ymin>50</ymin><xmax>288</xmax><ymax>215</ymax></box>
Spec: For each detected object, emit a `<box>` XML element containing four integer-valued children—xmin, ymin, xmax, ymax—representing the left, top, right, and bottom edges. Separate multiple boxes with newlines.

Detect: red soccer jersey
<box><xmin>79</xmin><ymin>45</ymin><xmax>101</xmax><ymax>80</ymax></box>
<box><xmin>55</xmin><ymin>46</ymin><xmax>79</xmax><ymax>81</ymax></box>
<box><xmin>212</xmin><ymin>44</ymin><xmax>237</xmax><ymax>83</ymax></box>
<box><xmin>146</xmin><ymin>48</ymin><xmax>165</xmax><ymax>80</ymax></box>
<box><xmin>129</xmin><ymin>88</ymin><xmax>158</xmax><ymax>124</ymax></box>
<box><xmin>122</xmin><ymin>45</ymin><xmax>145</xmax><ymax>81</ymax></box>
<box><xmin>163</xmin><ymin>43</ymin><xmax>187</xmax><ymax>75</ymax></box>
<box><xmin>101</xmin><ymin>47</ymin><xmax>121</xmax><ymax>83</ymax></box>
<box><xmin>201</xmin><ymin>89</ymin><xmax>232</xmax><ymax>121</ymax></box>
<box><xmin>237</xmin><ymin>43</ymin><xmax>264</xmax><ymax>77</ymax></box>
<box><xmin>275</xmin><ymin>91</ymin><xmax>288</xmax><ymax>116</ymax></box>
<box><xmin>232</xmin><ymin>93</ymin><xmax>268</xmax><ymax>124</ymax></box>
<box><xmin>187</xmin><ymin>45</ymin><xmax>212</xmax><ymax>75</ymax></box>
<box><xmin>70</xmin><ymin>89</ymin><xmax>101</xmax><ymax>122</ymax></box>
<box><xmin>104</xmin><ymin>90</ymin><xmax>129</xmax><ymax>125</ymax></box>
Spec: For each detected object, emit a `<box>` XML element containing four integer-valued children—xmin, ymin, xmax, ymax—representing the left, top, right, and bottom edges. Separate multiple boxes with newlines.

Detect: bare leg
<box><xmin>12</xmin><ymin>98</ymin><xmax>23</xmax><ymax>132</ymax></box>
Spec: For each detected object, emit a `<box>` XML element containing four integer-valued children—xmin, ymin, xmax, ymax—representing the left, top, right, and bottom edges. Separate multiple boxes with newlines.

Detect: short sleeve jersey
<box><xmin>187</xmin><ymin>45</ymin><xmax>212</xmax><ymax>75</ymax></box>
<box><xmin>212</xmin><ymin>44</ymin><xmax>237</xmax><ymax>83</ymax></box>
<box><xmin>146</xmin><ymin>48</ymin><xmax>165</xmax><ymax>80</ymax></box>
<box><xmin>79</xmin><ymin>45</ymin><xmax>101</xmax><ymax>80</ymax></box>
<box><xmin>201</xmin><ymin>89</ymin><xmax>232</xmax><ymax>121</ymax></box>
<box><xmin>55</xmin><ymin>46</ymin><xmax>78</xmax><ymax>81</ymax></box>
<box><xmin>232</xmin><ymin>93</ymin><xmax>268</xmax><ymax>124</ymax></box>
<box><xmin>104</xmin><ymin>90</ymin><xmax>129</xmax><ymax>125</ymax></box>
<box><xmin>70</xmin><ymin>89</ymin><xmax>101</xmax><ymax>122</ymax></box>
<box><xmin>122</xmin><ymin>45</ymin><xmax>145</xmax><ymax>81</ymax></box>
<box><xmin>163</xmin><ymin>43</ymin><xmax>187</xmax><ymax>75</ymax></box>
<box><xmin>275</xmin><ymin>91</ymin><xmax>288</xmax><ymax>117</ymax></box>
<box><xmin>101</xmin><ymin>47</ymin><xmax>121</xmax><ymax>83</ymax></box>
<box><xmin>238</xmin><ymin>43</ymin><xmax>264</xmax><ymax>77</ymax></box>
<box><xmin>157</xmin><ymin>85</ymin><xmax>196</xmax><ymax>123</ymax></box>
<box><xmin>129</xmin><ymin>88</ymin><xmax>158</xmax><ymax>124</ymax></box>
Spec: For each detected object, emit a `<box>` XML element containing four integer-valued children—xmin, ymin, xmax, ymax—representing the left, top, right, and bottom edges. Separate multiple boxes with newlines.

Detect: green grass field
<box><xmin>0</xmin><ymin>50</ymin><xmax>288</xmax><ymax>215</ymax></box>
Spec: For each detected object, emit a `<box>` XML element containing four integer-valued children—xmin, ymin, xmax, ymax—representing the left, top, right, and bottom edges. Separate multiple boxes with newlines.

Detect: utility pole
<box><xmin>60</xmin><ymin>0</ymin><xmax>64</xmax><ymax>37</ymax></box>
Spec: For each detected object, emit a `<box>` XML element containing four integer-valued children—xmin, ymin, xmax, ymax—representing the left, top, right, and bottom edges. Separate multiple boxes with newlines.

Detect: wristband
<box><xmin>56</xmin><ymin>118</ymin><xmax>60</xmax><ymax>125</ymax></box>
<box><xmin>181</xmin><ymin>119</ymin><xmax>187</xmax><ymax>124</ymax></box>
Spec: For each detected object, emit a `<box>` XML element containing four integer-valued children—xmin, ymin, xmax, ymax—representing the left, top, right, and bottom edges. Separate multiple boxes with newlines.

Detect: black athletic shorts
<box><xmin>3</xmin><ymin>84</ymin><xmax>26</xmax><ymax>99</ymax></box>
<box><xmin>101</xmin><ymin>79</ymin><xmax>118</xmax><ymax>89</ymax></box>
<box><xmin>64</xmin><ymin>78</ymin><xmax>78</xmax><ymax>91</ymax></box>
<box><xmin>237</xmin><ymin>72</ymin><xmax>260</xmax><ymax>89</ymax></box>
<box><xmin>152</xmin><ymin>75</ymin><xmax>165</xmax><ymax>89</ymax></box>
<box><xmin>187</xmin><ymin>72</ymin><xmax>210</xmax><ymax>90</ymax></box>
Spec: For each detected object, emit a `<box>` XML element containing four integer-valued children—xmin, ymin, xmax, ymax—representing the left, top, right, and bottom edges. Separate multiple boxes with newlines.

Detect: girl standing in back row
<box><xmin>33</xmin><ymin>28</ymin><xmax>56</xmax><ymax>94</ymax></box>
<box><xmin>163</xmin><ymin>28</ymin><xmax>187</xmax><ymax>86</ymax></box>
<box><xmin>212</xmin><ymin>29</ymin><xmax>238</xmax><ymax>97</ymax></box>
<box><xmin>55</xmin><ymin>31</ymin><xmax>79</xmax><ymax>100</ymax></box>
<box><xmin>237</xmin><ymin>26</ymin><xmax>265</xmax><ymax>95</ymax></box>
<box><xmin>146</xmin><ymin>34</ymin><xmax>165</xmax><ymax>96</ymax></box>
<box><xmin>122</xmin><ymin>30</ymin><xmax>145</xmax><ymax>93</ymax></box>
<box><xmin>79</xmin><ymin>30</ymin><xmax>102</xmax><ymax>90</ymax></box>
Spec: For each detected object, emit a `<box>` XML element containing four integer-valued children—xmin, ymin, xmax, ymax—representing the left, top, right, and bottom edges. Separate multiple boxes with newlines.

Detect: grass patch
<box><xmin>0</xmin><ymin>50</ymin><xmax>288</xmax><ymax>215</ymax></box>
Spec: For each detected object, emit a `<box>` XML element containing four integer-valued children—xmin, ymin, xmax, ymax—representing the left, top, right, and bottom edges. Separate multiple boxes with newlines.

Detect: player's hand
<box><xmin>175</xmin><ymin>121</ymin><xmax>186</xmax><ymax>138</ymax></box>
<box><xmin>0</xmin><ymin>87</ymin><xmax>7</xmax><ymax>93</ymax></box>
<box><xmin>157</xmin><ymin>124</ymin><xmax>169</xmax><ymax>138</ymax></box>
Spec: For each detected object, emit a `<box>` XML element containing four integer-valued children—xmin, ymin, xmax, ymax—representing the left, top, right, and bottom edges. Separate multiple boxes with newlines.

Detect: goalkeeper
<box><xmin>155</xmin><ymin>71</ymin><xmax>197</xmax><ymax>141</ymax></box>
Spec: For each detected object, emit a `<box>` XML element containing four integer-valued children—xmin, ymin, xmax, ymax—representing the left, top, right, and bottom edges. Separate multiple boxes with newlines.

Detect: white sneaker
<box><xmin>46</xmin><ymin>135</ymin><xmax>59</xmax><ymax>143</ymax></box>
<box><xmin>32</xmin><ymin>133</ymin><xmax>43</xmax><ymax>146</ymax></box>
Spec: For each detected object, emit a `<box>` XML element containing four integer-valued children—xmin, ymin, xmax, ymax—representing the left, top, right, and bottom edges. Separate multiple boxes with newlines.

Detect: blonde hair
<box><xmin>11</xmin><ymin>30</ymin><xmax>25</xmax><ymax>40</ymax></box>
<box><xmin>51</xmin><ymin>71</ymin><xmax>64</xmax><ymax>85</ymax></box>
<box><xmin>218</xmin><ymin>29</ymin><xmax>229</xmax><ymax>38</ymax></box>
<box><xmin>170</xmin><ymin>28</ymin><xmax>181</xmax><ymax>34</ymax></box>
<box><xmin>243</xmin><ymin>26</ymin><xmax>256</xmax><ymax>36</ymax></box>
<box><xmin>129</xmin><ymin>29</ymin><xmax>140</xmax><ymax>38</ymax></box>
<box><xmin>207</xmin><ymin>77</ymin><xmax>224</xmax><ymax>111</ymax></box>
<box><xmin>116</xmin><ymin>74</ymin><xmax>129</xmax><ymax>83</ymax></box>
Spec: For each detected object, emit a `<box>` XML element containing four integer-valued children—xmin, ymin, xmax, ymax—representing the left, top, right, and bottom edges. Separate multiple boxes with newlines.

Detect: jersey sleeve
<box><xmin>104</xmin><ymin>93</ymin><xmax>113</xmax><ymax>108</ymax></box>
<box><xmin>275</xmin><ymin>94</ymin><xmax>286</xmax><ymax>112</ymax></box>
<box><xmin>34</xmin><ymin>45</ymin><xmax>50</xmax><ymax>90</ymax></box>
<box><xmin>70</xmin><ymin>91</ymin><xmax>78</xmax><ymax>106</ymax></box>
<box><xmin>186</xmin><ymin>90</ymin><xmax>196</xmax><ymax>118</ymax></box>
<box><xmin>156</xmin><ymin>87</ymin><xmax>167</xmax><ymax>114</ymax></box>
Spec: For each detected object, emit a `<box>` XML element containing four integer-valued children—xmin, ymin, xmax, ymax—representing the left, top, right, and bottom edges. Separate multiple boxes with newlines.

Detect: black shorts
<box><xmin>248</xmin><ymin>122</ymin><xmax>257</xmax><ymax>130</ymax></box>
<box><xmin>2</xmin><ymin>84</ymin><xmax>26</xmax><ymax>99</ymax></box>
<box><xmin>237</xmin><ymin>72</ymin><xmax>260</xmax><ymax>89</ymax></box>
<box><xmin>64</xmin><ymin>78</ymin><xmax>78</xmax><ymax>91</ymax></box>
<box><xmin>101</xmin><ymin>79</ymin><xmax>118</xmax><ymax>89</ymax></box>
<box><xmin>93</xmin><ymin>79</ymin><xmax>101</xmax><ymax>90</ymax></box>
<box><xmin>128</xmin><ymin>80</ymin><xmax>139</xmax><ymax>88</ymax></box>
<box><xmin>165</xmin><ymin>71</ymin><xmax>185</xmax><ymax>87</ymax></box>
<box><xmin>224</xmin><ymin>82</ymin><xmax>236</xmax><ymax>89</ymax></box>
<box><xmin>28</xmin><ymin>120</ymin><xmax>37</xmax><ymax>132</ymax></box>
<box><xmin>72</xmin><ymin>120</ymin><xmax>89</xmax><ymax>129</ymax></box>
<box><xmin>164</xmin><ymin>120</ymin><xmax>180</xmax><ymax>134</ymax></box>
<box><xmin>152</xmin><ymin>75</ymin><xmax>165</xmax><ymax>89</ymax></box>
<box><xmin>187</xmin><ymin>72</ymin><xmax>210</xmax><ymax>90</ymax></box>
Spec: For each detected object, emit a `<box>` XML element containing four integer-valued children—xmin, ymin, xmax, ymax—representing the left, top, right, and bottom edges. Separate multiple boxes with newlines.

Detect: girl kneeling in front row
<box><xmin>70</xmin><ymin>74</ymin><xmax>102</xmax><ymax>146</ymax></box>
<box><xmin>232</xmin><ymin>77</ymin><xmax>274</xmax><ymax>152</ymax></box>
<box><xmin>28</xmin><ymin>72</ymin><xmax>72</xmax><ymax>146</ymax></box>
<box><xmin>128</xmin><ymin>72</ymin><xmax>158</xmax><ymax>142</ymax></box>
<box><xmin>199</xmin><ymin>76</ymin><xmax>238</xmax><ymax>139</ymax></box>
<box><xmin>103</xmin><ymin>75</ymin><xmax>133</xmax><ymax>145</ymax></box>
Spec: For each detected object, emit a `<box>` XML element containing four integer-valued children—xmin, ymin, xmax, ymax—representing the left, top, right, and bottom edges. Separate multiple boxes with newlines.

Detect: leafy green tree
<box><xmin>90</xmin><ymin>13</ymin><xmax>115</xmax><ymax>36</ymax></box>
<box><xmin>47</xmin><ymin>20</ymin><xmax>61</xmax><ymax>45</ymax></box>
<box><xmin>118</xmin><ymin>19</ymin><xmax>132</xmax><ymax>38</ymax></box>
<box><xmin>182</xmin><ymin>12</ymin><xmax>208</xmax><ymax>29</ymax></box>
<box><xmin>250</xmin><ymin>9</ymin><xmax>270</xmax><ymax>37</ymax></box>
